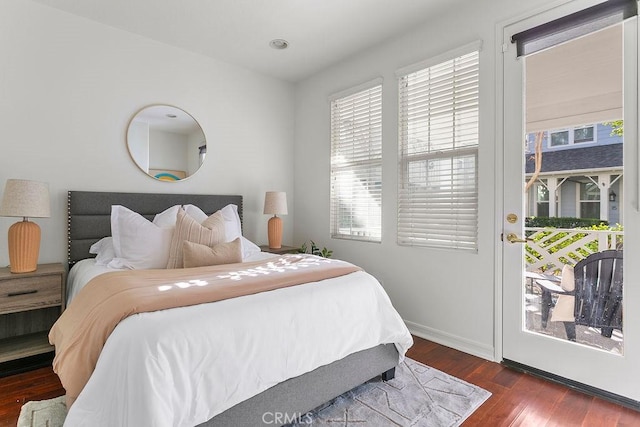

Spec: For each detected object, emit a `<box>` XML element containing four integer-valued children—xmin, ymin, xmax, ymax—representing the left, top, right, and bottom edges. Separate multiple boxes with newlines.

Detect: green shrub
<box><xmin>525</xmin><ymin>216</ymin><xmax>608</xmax><ymax>229</ymax></box>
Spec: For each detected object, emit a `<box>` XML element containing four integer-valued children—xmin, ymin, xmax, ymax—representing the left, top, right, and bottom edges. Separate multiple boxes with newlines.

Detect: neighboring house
<box><xmin>525</xmin><ymin>122</ymin><xmax>623</xmax><ymax>225</ymax></box>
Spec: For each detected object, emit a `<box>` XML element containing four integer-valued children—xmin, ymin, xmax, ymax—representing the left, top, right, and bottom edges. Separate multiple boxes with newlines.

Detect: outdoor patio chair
<box><xmin>574</xmin><ymin>250</ymin><xmax>623</xmax><ymax>337</ymax></box>
<box><xmin>557</xmin><ymin>250</ymin><xmax>623</xmax><ymax>341</ymax></box>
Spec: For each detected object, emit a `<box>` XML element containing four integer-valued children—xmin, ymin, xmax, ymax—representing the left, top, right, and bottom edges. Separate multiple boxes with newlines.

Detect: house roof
<box><xmin>525</xmin><ymin>143</ymin><xmax>623</xmax><ymax>174</ymax></box>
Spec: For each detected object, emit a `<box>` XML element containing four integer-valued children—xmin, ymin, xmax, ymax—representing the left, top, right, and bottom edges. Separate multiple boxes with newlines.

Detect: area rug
<box><xmin>289</xmin><ymin>357</ymin><xmax>491</xmax><ymax>426</ymax></box>
<box><xmin>17</xmin><ymin>358</ymin><xmax>490</xmax><ymax>427</ymax></box>
<box><xmin>17</xmin><ymin>395</ymin><xmax>66</xmax><ymax>427</ymax></box>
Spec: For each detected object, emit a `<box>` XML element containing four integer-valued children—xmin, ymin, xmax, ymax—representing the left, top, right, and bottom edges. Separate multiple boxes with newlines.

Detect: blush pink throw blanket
<box><xmin>49</xmin><ymin>255</ymin><xmax>360</xmax><ymax>407</ymax></box>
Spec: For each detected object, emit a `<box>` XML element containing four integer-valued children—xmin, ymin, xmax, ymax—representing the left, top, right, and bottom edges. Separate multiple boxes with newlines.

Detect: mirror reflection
<box><xmin>127</xmin><ymin>105</ymin><xmax>206</xmax><ymax>181</ymax></box>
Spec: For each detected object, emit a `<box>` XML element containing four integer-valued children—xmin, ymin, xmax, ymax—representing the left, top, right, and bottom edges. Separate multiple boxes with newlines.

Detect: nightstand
<box><xmin>259</xmin><ymin>245</ymin><xmax>300</xmax><ymax>255</ymax></box>
<box><xmin>0</xmin><ymin>263</ymin><xmax>66</xmax><ymax>363</ymax></box>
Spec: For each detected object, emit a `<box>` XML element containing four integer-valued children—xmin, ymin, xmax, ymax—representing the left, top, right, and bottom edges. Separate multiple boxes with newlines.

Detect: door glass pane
<box><xmin>523</xmin><ymin>25</ymin><xmax>623</xmax><ymax>354</ymax></box>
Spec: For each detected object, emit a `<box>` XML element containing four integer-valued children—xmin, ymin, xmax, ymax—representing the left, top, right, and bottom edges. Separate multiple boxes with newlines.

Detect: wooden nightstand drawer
<box><xmin>0</xmin><ymin>263</ymin><xmax>65</xmax><ymax>366</ymax></box>
<box><xmin>0</xmin><ymin>275</ymin><xmax>62</xmax><ymax>315</ymax></box>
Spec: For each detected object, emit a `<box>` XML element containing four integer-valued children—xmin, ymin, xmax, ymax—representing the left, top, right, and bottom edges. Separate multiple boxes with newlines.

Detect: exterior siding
<box><xmin>596</xmin><ymin>123</ymin><xmax>622</xmax><ymax>146</ymax></box>
<box><xmin>525</xmin><ymin>123</ymin><xmax>622</xmax><ymax>154</ymax></box>
<box><xmin>609</xmin><ymin>180</ymin><xmax>622</xmax><ymax>225</ymax></box>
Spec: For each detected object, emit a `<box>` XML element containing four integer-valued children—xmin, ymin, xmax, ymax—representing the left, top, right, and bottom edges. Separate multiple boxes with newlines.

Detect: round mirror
<box><xmin>127</xmin><ymin>105</ymin><xmax>206</xmax><ymax>181</ymax></box>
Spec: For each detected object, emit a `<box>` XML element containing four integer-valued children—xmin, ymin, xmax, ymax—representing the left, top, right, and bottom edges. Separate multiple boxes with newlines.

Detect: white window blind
<box><xmin>398</xmin><ymin>48</ymin><xmax>479</xmax><ymax>251</ymax></box>
<box><xmin>330</xmin><ymin>82</ymin><xmax>382</xmax><ymax>242</ymax></box>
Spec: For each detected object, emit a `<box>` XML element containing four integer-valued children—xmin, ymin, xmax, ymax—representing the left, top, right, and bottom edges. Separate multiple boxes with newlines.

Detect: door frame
<box><xmin>495</xmin><ymin>0</ymin><xmax>640</xmax><ymax>401</ymax></box>
<box><xmin>492</xmin><ymin>0</ymin><xmax>595</xmax><ymax>364</ymax></box>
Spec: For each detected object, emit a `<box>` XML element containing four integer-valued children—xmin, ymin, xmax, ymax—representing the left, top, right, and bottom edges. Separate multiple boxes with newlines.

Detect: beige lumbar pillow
<box><xmin>183</xmin><ymin>238</ymin><xmax>242</xmax><ymax>268</ymax></box>
<box><xmin>166</xmin><ymin>208</ymin><xmax>226</xmax><ymax>269</ymax></box>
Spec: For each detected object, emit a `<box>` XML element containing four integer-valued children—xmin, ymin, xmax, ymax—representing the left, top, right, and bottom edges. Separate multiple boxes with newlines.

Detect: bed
<box><xmin>56</xmin><ymin>191</ymin><xmax>413</xmax><ymax>426</ymax></box>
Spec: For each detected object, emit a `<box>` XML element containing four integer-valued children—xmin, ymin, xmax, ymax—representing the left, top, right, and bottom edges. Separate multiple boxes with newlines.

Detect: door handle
<box><xmin>506</xmin><ymin>233</ymin><xmax>531</xmax><ymax>244</ymax></box>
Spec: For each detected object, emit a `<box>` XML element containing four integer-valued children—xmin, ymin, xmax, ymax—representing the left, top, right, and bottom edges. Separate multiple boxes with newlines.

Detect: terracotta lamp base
<box><xmin>267</xmin><ymin>215</ymin><xmax>283</xmax><ymax>249</ymax></box>
<box><xmin>8</xmin><ymin>219</ymin><xmax>41</xmax><ymax>273</ymax></box>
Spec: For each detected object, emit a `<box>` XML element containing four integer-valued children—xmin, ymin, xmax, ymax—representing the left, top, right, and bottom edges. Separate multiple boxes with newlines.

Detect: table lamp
<box><xmin>263</xmin><ymin>191</ymin><xmax>287</xmax><ymax>249</ymax></box>
<box><xmin>0</xmin><ymin>179</ymin><xmax>50</xmax><ymax>273</ymax></box>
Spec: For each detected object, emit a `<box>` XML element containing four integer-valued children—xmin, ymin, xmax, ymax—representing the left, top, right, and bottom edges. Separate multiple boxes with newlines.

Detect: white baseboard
<box><xmin>405</xmin><ymin>320</ymin><xmax>496</xmax><ymax>362</ymax></box>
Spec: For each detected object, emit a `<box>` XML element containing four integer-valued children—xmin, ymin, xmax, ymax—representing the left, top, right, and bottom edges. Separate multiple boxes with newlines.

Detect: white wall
<box><xmin>127</xmin><ymin>121</ymin><xmax>149</xmax><ymax>172</ymax></box>
<box><xmin>0</xmin><ymin>0</ymin><xmax>295</xmax><ymax>268</ymax></box>
<box><xmin>187</xmin><ymin>131</ymin><xmax>205</xmax><ymax>176</ymax></box>
<box><xmin>149</xmin><ymin>129</ymin><xmax>188</xmax><ymax>173</ymax></box>
<box><xmin>294</xmin><ymin>0</ymin><xmax>555</xmax><ymax>359</ymax></box>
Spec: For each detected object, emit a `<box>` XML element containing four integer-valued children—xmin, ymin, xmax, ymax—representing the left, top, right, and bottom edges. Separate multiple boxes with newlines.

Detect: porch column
<box><xmin>599</xmin><ymin>174</ymin><xmax>610</xmax><ymax>222</ymax></box>
<box><xmin>547</xmin><ymin>177</ymin><xmax>558</xmax><ymax>217</ymax></box>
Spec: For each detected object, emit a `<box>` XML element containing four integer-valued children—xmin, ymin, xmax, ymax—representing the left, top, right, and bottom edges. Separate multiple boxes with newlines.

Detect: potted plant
<box><xmin>298</xmin><ymin>240</ymin><xmax>333</xmax><ymax>258</ymax></box>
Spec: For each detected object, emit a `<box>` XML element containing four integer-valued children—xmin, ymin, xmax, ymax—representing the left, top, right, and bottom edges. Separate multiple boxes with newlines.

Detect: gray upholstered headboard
<box><xmin>67</xmin><ymin>191</ymin><xmax>243</xmax><ymax>266</ymax></box>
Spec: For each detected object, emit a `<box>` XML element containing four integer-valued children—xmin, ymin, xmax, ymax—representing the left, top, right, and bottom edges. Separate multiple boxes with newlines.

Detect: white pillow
<box><xmin>219</xmin><ymin>204</ymin><xmax>263</xmax><ymax>258</ymax></box>
<box><xmin>110</xmin><ymin>205</ymin><xmax>174</xmax><ymax>269</ymax></box>
<box><xmin>152</xmin><ymin>205</ymin><xmax>181</xmax><ymax>228</ymax></box>
<box><xmin>241</xmin><ymin>236</ymin><xmax>261</xmax><ymax>258</ymax></box>
<box><xmin>152</xmin><ymin>203</ymin><xmax>259</xmax><ymax>260</ymax></box>
<box><xmin>153</xmin><ymin>204</ymin><xmax>209</xmax><ymax>228</ymax></box>
<box><xmin>183</xmin><ymin>204</ymin><xmax>208</xmax><ymax>223</ymax></box>
<box><xmin>89</xmin><ymin>237</ymin><xmax>116</xmax><ymax>266</ymax></box>
<box><xmin>163</xmin><ymin>204</ymin><xmax>241</xmax><ymax>238</ymax></box>
<box><xmin>219</xmin><ymin>204</ymin><xmax>242</xmax><ymax>240</ymax></box>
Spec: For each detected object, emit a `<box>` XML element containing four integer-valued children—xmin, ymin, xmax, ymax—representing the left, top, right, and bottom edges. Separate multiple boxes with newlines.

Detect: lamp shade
<box><xmin>263</xmin><ymin>191</ymin><xmax>287</xmax><ymax>215</ymax></box>
<box><xmin>0</xmin><ymin>179</ymin><xmax>50</xmax><ymax>218</ymax></box>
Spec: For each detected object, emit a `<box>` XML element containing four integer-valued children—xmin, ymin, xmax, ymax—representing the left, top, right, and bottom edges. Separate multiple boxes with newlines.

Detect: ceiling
<box><xmin>31</xmin><ymin>0</ymin><xmax>459</xmax><ymax>82</ymax></box>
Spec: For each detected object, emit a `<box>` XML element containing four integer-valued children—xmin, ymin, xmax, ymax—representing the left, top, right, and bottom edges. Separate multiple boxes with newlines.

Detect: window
<box><xmin>397</xmin><ymin>43</ymin><xmax>480</xmax><ymax>251</ymax></box>
<box><xmin>550</xmin><ymin>130</ymin><xmax>569</xmax><ymax>146</ymax></box>
<box><xmin>536</xmin><ymin>181</ymin><xmax>550</xmax><ymax>217</ymax></box>
<box><xmin>330</xmin><ymin>81</ymin><xmax>382</xmax><ymax>242</ymax></box>
<box><xmin>574</xmin><ymin>125</ymin><xmax>594</xmax><ymax>143</ymax></box>
<box><xmin>549</xmin><ymin>125</ymin><xmax>595</xmax><ymax>147</ymax></box>
<box><xmin>579</xmin><ymin>179</ymin><xmax>600</xmax><ymax>219</ymax></box>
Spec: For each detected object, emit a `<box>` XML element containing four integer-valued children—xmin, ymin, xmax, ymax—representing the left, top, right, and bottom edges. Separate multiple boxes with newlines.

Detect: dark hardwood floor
<box><xmin>0</xmin><ymin>362</ymin><xmax>64</xmax><ymax>427</ymax></box>
<box><xmin>1</xmin><ymin>335</ymin><xmax>638</xmax><ymax>426</ymax></box>
<box><xmin>406</xmin><ymin>336</ymin><xmax>640</xmax><ymax>426</ymax></box>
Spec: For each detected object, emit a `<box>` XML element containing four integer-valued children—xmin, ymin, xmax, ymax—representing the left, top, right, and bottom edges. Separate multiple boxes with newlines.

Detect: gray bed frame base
<box><xmin>202</xmin><ymin>344</ymin><xmax>397</xmax><ymax>427</ymax></box>
<box><xmin>67</xmin><ymin>191</ymin><xmax>399</xmax><ymax>426</ymax></box>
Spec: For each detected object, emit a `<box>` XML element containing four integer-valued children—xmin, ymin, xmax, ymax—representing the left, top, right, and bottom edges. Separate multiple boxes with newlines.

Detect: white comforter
<box><xmin>62</xmin><ymin>258</ymin><xmax>413</xmax><ymax>427</ymax></box>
